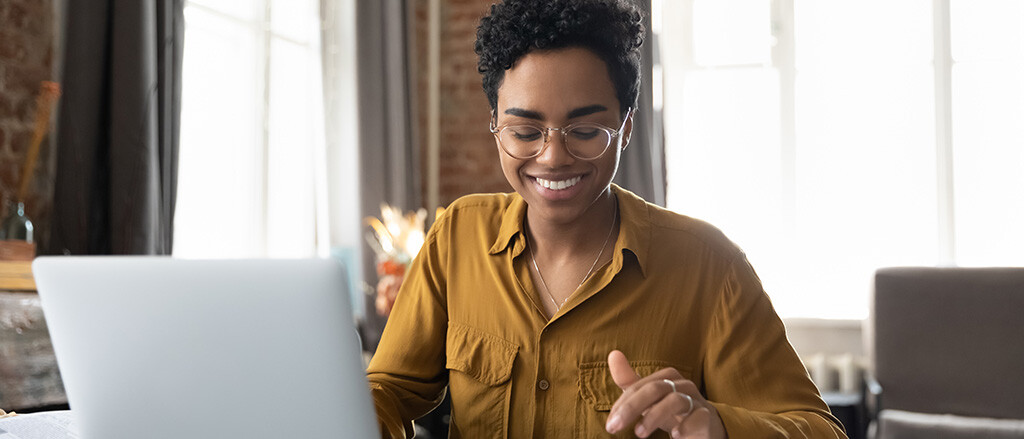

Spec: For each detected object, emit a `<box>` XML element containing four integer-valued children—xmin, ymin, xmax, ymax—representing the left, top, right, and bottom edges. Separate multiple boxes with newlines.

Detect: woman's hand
<box><xmin>605</xmin><ymin>350</ymin><xmax>727</xmax><ymax>439</ymax></box>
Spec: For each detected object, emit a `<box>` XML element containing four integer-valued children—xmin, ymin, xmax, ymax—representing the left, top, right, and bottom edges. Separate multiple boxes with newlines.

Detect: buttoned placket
<box><xmin>529</xmin><ymin>255</ymin><xmax>624</xmax><ymax>437</ymax></box>
<box><xmin>504</xmin><ymin>199</ymin><xmax>632</xmax><ymax>437</ymax></box>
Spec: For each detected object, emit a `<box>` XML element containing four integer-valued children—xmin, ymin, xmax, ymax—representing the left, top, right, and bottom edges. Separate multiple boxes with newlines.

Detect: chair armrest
<box><xmin>863</xmin><ymin>370</ymin><xmax>883</xmax><ymax>421</ymax></box>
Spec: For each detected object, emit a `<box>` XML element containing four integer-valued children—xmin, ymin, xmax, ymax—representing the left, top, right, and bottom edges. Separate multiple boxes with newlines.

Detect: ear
<box><xmin>490</xmin><ymin>110</ymin><xmax>503</xmax><ymax>149</ymax></box>
<box><xmin>619</xmin><ymin>108</ymin><xmax>635</xmax><ymax>150</ymax></box>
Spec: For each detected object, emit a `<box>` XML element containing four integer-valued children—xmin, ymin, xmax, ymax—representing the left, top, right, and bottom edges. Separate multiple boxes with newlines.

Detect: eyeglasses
<box><xmin>489</xmin><ymin>108</ymin><xmax>632</xmax><ymax>160</ymax></box>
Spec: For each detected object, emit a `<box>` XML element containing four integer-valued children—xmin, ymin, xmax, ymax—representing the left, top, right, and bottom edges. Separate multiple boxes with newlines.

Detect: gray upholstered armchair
<box><xmin>868</xmin><ymin>267</ymin><xmax>1024</xmax><ymax>439</ymax></box>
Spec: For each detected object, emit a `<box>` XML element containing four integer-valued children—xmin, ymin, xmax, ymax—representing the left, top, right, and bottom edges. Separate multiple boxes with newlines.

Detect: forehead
<box><xmin>497</xmin><ymin>47</ymin><xmax>620</xmax><ymax>118</ymax></box>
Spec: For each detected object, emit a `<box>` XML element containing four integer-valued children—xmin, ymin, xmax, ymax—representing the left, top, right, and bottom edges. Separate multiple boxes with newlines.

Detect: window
<box><xmin>175</xmin><ymin>0</ymin><xmax>327</xmax><ymax>258</ymax></box>
<box><xmin>657</xmin><ymin>0</ymin><xmax>1024</xmax><ymax>319</ymax></box>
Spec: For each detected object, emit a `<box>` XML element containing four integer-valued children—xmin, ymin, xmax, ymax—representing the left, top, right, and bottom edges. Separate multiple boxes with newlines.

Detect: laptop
<box><xmin>32</xmin><ymin>257</ymin><xmax>380</xmax><ymax>439</ymax></box>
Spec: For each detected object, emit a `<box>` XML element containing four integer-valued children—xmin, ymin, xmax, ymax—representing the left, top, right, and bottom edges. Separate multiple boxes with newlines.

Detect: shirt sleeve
<box><xmin>366</xmin><ymin>221</ymin><xmax>450</xmax><ymax>439</ymax></box>
<box><xmin>704</xmin><ymin>253</ymin><xmax>848</xmax><ymax>439</ymax></box>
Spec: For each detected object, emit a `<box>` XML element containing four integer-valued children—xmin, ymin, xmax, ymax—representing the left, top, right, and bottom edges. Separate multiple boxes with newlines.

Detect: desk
<box><xmin>0</xmin><ymin>292</ymin><xmax>67</xmax><ymax>411</ymax></box>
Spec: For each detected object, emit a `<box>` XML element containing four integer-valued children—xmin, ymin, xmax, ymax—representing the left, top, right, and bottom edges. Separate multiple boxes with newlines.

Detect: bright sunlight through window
<box><xmin>658</xmin><ymin>0</ymin><xmax>1024</xmax><ymax>319</ymax></box>
<box><xmin>175</xmin><ymin>0</ymin><xmax>324</xmax><ymax>258</ymax></box>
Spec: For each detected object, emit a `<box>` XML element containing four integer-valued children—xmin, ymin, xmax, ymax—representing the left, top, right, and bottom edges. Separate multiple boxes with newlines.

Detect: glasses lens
<box><xmin>566</xmin><ymin>124</ymin><xmax>613</xmax><ymax>159</ymax></box>
<box><xmin>499</xmin><ymin>126</ymin><xmax>544</xmax><ymax>158</ymax></box>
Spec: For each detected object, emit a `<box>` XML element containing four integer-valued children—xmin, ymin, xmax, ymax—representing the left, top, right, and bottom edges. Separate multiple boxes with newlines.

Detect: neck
<box><xmin>525</xmin><ymin>189</ymin><xmax>618</xmax><ymax>257</ymax></box>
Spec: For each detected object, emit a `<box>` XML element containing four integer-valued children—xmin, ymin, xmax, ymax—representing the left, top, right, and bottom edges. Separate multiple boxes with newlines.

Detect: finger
<box><xmin>634</xmin><ymin>391</ymin><xmax>693</xmax><ymax>437</ymax></box>
<box><xmin>607</xmin><ymin>350</ymin><xmax>638</xmax><ymax>390</ymax></box>
<box><xmin>609</xmin><ymin>367</ymin><xmax>685</xmax><ymax>414</ymax></box>
<box><xmin>605</xmin><ymin>350</ymin><xmax>640</xmax><ymax>433</ymax></box>
<box><xmin>607</xmin><ymin>377</ymin><xmax>678</xmax><ymax>434</ymax></box>
<box><xmin>671</xmin><ymin>406</ymin><xmax>713</xmax><ymax>439</ymax></box>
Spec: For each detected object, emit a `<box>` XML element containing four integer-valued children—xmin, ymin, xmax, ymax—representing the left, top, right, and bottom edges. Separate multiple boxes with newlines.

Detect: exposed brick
<box><xmin>15</xmin><ymin>94</ymin><xmax>36</xmax><ymax>124</ymax></box>
<box><xmin>5</xmin><ymin>2</ymin><xmax>30</xmax><ymax>30</ymax></box>
<box><xmin>414</xmin><ymin>0</ymin><xmax>524</xmax><ymax>206</ymax></box>
<box><xmin>0</xmin><ymin>33</ymin><xmax>28</xmax><ymax>64</ymax></box>
<box><xmin>3</xmin><ymin>64</ymin><xmax>51</xmax><ymax>95</ymax></box>
<box><xmin>7</xmin><ymin>126</ymin><xmax>32</xmax><ymax>156</ymax></box>
<box><xmin>0</xmin><ymin>93</ymin><xmax>33</xmax><ymax>124</ymax></box>
<box><xmin>0</xmin><ymin>160</ymin><xmax>20</xmax><ymax>195</ymax></box>
<box><xmin>0</xmin><ymin>90</ymin><xmax>14</xmax><ymax>115</ymax></box>
<box><xmin>17</xmin><ymin>4</ymin><xmax>50</xmax><ymax>39</ymax></box>
<box><xmin>0</xmin><ymin>0</ymin><xmax>55</xmax><ymax>250</ymax></box>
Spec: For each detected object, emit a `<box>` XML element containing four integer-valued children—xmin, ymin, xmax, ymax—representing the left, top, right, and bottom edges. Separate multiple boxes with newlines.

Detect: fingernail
<box><xmin>606</xmin><ymin>415</ymin><xmax>621</xmax><ymax>432</ymax></box>
<box><xmin>635</xmin><ymin>424</ymin><xmax>647</xmax><ymax>437</ymax></box>
<box><xmin>672</xmin><ymin>429</ymin><xmax>682</xmax><ymax>439</ymax></box>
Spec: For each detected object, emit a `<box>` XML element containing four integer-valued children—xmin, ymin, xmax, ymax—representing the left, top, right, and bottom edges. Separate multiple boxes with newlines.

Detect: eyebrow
<box><xmin>566</xmin><ymin>104</ymin><xmax>608</xmax><ymax>119</ymax></box>
<box><xmin>504</xmin><ymin>107</ymin><xmax>544</xmax><ymax>120</ymax></box>
<box><xmin>503</xmin><ymin>104</ymin><xmax>609</xmax><ymax>121</ymax></box>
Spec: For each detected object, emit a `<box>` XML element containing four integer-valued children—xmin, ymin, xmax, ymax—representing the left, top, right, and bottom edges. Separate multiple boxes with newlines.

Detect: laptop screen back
<box><xmin>33</xmin><ymin>257</ymin><xmax>379</xmax><ymax>439</ymax></box>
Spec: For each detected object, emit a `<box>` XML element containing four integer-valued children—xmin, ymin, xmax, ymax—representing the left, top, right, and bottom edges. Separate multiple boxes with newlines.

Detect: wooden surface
<box><xmin>0</xmin><ymin>261</ymin><xmax>36</xmax><ymax>291</ymax></box>
<box><xmin>0</xmin><ymin>242</ymin><xmax>36</xmax><ymax>264</ymax></box>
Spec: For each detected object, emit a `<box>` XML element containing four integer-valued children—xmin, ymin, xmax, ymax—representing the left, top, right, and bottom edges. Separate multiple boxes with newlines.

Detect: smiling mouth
<box><xmin>535</xmin><ymin>176</ymin><xmax>582</xmax><ymax>190</ymax></box>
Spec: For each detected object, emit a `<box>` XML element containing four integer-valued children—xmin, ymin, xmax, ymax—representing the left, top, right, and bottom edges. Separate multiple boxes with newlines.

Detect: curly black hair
<box><xmin>475</xmin><ymin>0</ymin><xmax>645</xmax><ymax>117</ymax></box>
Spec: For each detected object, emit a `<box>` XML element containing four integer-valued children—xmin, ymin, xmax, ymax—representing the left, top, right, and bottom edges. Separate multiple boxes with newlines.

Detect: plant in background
<box><xmin>364</xmin><ymin>204</ymin><xmax>431</xmax><ymax>316</ymax></box>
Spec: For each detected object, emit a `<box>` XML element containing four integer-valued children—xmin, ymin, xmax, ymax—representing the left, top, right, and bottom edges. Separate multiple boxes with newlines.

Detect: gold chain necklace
<box><xmin>526</xmin><ymin>198</ymin><xmax>618</xmax><ymax>311</ymax></box>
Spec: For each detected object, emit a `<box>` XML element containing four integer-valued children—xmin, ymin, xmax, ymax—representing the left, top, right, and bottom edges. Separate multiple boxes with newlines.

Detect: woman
<box><xmin>367</xmin><ymin>1</ymin><xmax>847</xmax><ymax>438</ymax></box>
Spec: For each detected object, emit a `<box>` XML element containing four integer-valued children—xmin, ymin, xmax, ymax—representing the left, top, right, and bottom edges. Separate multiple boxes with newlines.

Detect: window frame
<box><xmin>654</xmin><ymin>0</ymin><xmax>1010</xmax><ymax>318</ymax></box>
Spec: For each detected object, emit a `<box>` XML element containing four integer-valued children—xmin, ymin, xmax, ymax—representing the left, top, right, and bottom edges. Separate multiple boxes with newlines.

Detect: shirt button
<box><xmin>538</xmin><ymin>379</ymin><xmax>550</xmax><ymax>391</ymax></box>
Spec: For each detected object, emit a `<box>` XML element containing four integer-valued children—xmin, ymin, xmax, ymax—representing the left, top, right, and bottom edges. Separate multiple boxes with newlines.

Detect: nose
<box><xmin>535</xmin><ymin>128</ymin><xmax>575</xmax><ymax>166</ymax></box>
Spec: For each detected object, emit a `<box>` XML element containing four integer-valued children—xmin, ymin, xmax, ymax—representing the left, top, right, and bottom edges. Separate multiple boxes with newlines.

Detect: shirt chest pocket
<box><xmin>445</xmin><ymin>323</ymin><xmax>518</xmax><ymax>439</ymax></box>
<box><xmin>576</xmin><ymin>361</ymin><xmax>694</xmax><ymax>439</ymax></box>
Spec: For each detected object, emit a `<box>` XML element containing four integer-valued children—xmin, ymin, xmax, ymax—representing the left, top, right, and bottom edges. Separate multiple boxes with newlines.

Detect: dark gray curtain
<box><xmin>355</xmin><ymin>0</ymin><xmax>421</xmax><ymax>348</ymax></box>
<box><xmin>614</xmin><ymin>0</ymin><xmax>666</xmax><ymax>206</ymax></box>
<box><xmin>49</xmin><ymin>0</ymin><xmax>183</xmax><ymax>255</ymax></box>
<box><xmin>356</xmin><ymin>0</ymin><xmax>421</xmax><ymax>214</ymax></box>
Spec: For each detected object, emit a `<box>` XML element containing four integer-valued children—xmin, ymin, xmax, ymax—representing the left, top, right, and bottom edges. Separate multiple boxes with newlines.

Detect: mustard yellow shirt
<box><xmin>367</xmin><ymin>185</ymin><xmax>847</xmax><ymax>439</ymax></box>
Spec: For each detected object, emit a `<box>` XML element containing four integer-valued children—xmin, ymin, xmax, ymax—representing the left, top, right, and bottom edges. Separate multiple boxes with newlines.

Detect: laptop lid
<box><xmin>32</xmin><ymin>257</ymin><xmax>379</xmax><ymax>439</ymax></box>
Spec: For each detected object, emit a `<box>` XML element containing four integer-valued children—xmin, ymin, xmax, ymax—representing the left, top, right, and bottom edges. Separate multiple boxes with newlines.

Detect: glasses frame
<box><xmin>489</xmin><ymin>108</ymin><xmax>633</xmax><ymax>160</ymax></box>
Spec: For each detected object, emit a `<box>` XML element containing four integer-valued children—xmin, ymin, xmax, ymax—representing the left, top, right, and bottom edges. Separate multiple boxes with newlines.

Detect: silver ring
<box><xmin>662</xmin><ymin>379</ymin><xmax>677</xmax><ymax>393</ymax></box>
<box><xmin>662</xmin><ymin>379</ymin><xmax>694</xmax><ymax>416</ymax></box>
<box><xmin>678</xmin><ymin>392</ymin><xmax>694</xmax><ymax>416</ymax></box>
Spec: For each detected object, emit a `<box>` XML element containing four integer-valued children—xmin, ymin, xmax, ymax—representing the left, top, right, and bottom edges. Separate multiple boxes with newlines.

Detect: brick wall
<box><xmin>414</xmin><ymin>0</ymin><xmax>513</xmax><ymax>208</ymax></box>
<box><xmin>0</xmin><ymin>0</ymin><xmax>57</xmax><ymax>249</ymax></box>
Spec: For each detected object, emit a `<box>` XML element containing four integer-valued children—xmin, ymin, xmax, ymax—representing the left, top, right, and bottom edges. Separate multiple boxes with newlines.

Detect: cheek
<box><xmin>496</xmin><ymin>151</ymin><xmax>523</xmax><ymax>186</ymax></box>
<box><xmin>602</xmin><ymin>149</ymin><xmax>622</xmax><ymax>180</ymax></box>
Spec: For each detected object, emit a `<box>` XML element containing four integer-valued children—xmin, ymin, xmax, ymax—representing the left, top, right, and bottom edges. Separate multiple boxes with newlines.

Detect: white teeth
<box><xmin>536</xmin><ymin>176</ymin><xmax>582</xmax><ymax>190</ymax></box>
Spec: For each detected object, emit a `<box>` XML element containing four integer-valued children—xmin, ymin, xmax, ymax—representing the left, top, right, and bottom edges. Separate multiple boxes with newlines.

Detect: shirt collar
<box><xmin>487</xmin><ymin>184</ymin><xmax>652</xmax><ymax>277</ymax></box>
<box><xmin>612</xmin><ymin>184</ymin><xmax>651</xmax><ymax>278</ymax></box>
<box><xmin>488</xmin><ymin>193</ymin><xmax>528</xmax><ymax>256</ymax></box>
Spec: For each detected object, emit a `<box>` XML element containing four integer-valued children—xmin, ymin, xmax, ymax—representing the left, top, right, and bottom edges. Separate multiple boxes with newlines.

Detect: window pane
<box><xmin>795</xmin><ymin>0</ymin><xmax>932</xmax><ymax>67</ymax></box>
<box><xmin>952</xmin><ymin>61</ymin><xmax>1024</xmax><ymax>266</ymax></box>
<box><xmin>787</xmin><ymin>0</ymin><xmax>934</xmax><ymax>319</ymax></box>
<box><xmin>188</xmin><ymin>0</ymin><xmax>261</xmax><ymax>21</ymax></box>
<box><xmin>266</xmin><ymin>39</ymin><xmax>319</xmax><ymax>257</ymax></box>
<box><xmin>666</xmin><ymin>69</ymin><xmax>781</xmax><ymax>226</ymax></box>
<box><xmin>175</xmin><ymin>7</ymin><xmax>265</xmax><ymax>258</ymax></box>
<box><xmin>661</xmin><ymin>0</ymin><xmax>940</xmax><ymax>319</ymax></box>
<box><xmin>692</xmin><ymin>0</ymin><xmax>771</xmax><ymax>66</ymax></box>
<box><xmin>271</xmin><ymin>0</ymin><xmax>317</xmax><ymax>43</ymax></box>
<box><xmin>951</xmin><ymin>0</ymin><xmax>1024</xmax><ymax>62</ymax></box>
<box><xmin>665</xmin><ymin>68</ymin><xmax>787</xmax><ymax>309</ymax></box>
<box><xmin>793</xmin><ymin>65</ymin><xmax>938</xmax><ymax>319</ymax></box>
